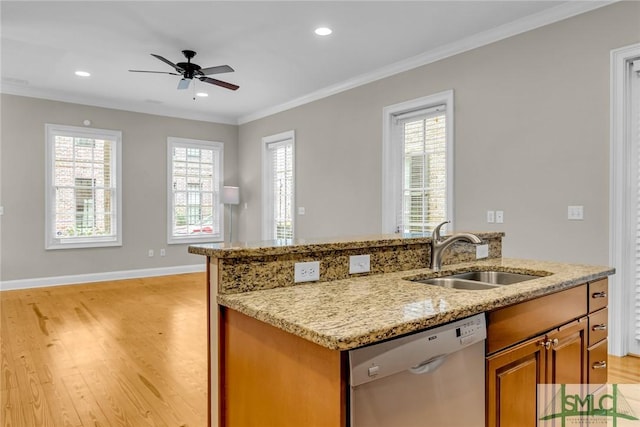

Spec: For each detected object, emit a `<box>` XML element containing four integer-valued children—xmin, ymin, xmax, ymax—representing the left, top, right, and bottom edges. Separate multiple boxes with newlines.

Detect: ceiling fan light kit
<box><xmin>129</xmin><ymin>49</ymin><xmax>239</xmax><ymax>91</ymax></box>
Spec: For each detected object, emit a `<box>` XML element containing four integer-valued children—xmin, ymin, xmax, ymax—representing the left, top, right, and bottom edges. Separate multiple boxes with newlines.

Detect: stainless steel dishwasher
<box><xmin>349</xmin><ymin>313</ymin><xmax>486</xmax><ymax>427</ymax></box>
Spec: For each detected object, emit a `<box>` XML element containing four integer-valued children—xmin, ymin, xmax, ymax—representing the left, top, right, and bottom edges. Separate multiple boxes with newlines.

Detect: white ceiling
<box><xmin>1</xmin><ymin>1</ymin><xmax>610</xmax><ymax>124</ymax></box>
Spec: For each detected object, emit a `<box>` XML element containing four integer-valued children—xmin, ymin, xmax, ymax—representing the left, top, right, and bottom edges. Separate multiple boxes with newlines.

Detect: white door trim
<box><xmin>609</xmin><ymin>42</ymin><xmax>640</xmax><ymax>356</ymax></box>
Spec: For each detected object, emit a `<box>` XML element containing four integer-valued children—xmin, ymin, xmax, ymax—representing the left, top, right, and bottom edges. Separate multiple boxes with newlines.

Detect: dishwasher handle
<box><xmin>408</xmin><ymin>354</ymin><xmax>448</xmax><ymax>375</ymax></box>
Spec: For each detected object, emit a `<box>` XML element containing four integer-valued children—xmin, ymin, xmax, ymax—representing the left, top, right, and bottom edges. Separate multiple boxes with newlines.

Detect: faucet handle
<box><xmin>432</xmin><ymin>220</ymin><xmax>451</xmax><ymax>241</ymax></box>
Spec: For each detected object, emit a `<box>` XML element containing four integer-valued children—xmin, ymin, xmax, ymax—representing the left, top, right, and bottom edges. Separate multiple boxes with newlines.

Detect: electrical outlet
<box><xmin>476</xmin><ymin>244</ymin><xmax>489</xmax><ymax>259</ymax></box>
<box><xmin>349</xmin><ymin>254</ymin><xmax>371</xmax><ymax>274</ymax></box>
<box><xmin>495</xmin><ymin>210</ymin><xmax>504</xmax><ymax>224</ymax></box>
<box><xmin>487</xmin><ymin>210</ymin><xmax>495</xmax><ymax>223</ymax></box>
<box><xmin>294</xmin><ymin>261</ymin><xmax>320</xmax><ymax>282</ymax></box>
<box><xmin>148</xmin><ymin>249</ymin><xmax>154</xmax><ymax>257</ymax></box>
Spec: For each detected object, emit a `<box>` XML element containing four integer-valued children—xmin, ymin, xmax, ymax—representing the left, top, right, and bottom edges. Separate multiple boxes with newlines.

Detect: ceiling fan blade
<box><xmin>199</xmin><ymin>77</ymin><xmax>239</xmax><ymax>91</ymax></box>
<box><xmin>198</xmin><ymin>65</ymin><xmax>234</xmax><ymax>76</ymax></box>
<box><xmin>151</xmin><ymin>54</ymin><xmax>183</xmax><ymax>72</ymax></box>
<box><xmin>177</xmin><ymin>78</ymin><xmax>191</xmax><ymax>90</ymax></box>
<box><xmin>129</xmin><ymin>70</ymin><xmax>180</xmax><ymax>75</ymax></box>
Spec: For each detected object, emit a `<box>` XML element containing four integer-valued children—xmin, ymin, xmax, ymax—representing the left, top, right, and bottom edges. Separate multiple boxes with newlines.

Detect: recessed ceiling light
<box><xmin>75</xmin><ymin>70</ymin><xmax>91</xmax><ymax>77</ymax></box>
<box><xmin>314</xmin><ymin>27</ymin><xmax>332</xmax><ymax>36</ymax></box>
<box><xmin>196</xmin><ymin>92</ymin><xmax>209</xmax><ymax>98</ymax></box>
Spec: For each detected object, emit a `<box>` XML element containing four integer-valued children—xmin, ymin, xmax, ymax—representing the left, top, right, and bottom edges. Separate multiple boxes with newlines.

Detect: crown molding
<box><xmin>238</xmin><ymin>0</ymin><xmax>615</xmax><ymax>125</ymax></box>
<box><xmin>0</xmin><ymin>84</ymin><xmax>238</xmax><ymax>125</ymax></box>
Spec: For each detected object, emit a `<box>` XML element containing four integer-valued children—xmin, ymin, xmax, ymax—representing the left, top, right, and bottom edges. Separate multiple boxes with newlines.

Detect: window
<box><xmin>45</xmin><ymin>124</ymin><xmax>122</xmax><ymax>249</ymax></box>
<box><xmin>382</xmin><ymin>90</ymin><xmax>454</xmax><ymax>234</ymax></box>
<box><xmin>262</xmin><ymin>131</ymin><xmax>295</xmax><ymax>240</ymax></box>
<box><xmin>167</xmin><ymin>137</ymin><xmax>223</xmax><ymax>244</ymax></box>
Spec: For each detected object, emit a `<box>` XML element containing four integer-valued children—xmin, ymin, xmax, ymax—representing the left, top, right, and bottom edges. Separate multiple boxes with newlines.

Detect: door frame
<box><xmin>609</xmin><ymin>43</ymin><xmax>640</xmax><ymax>356</ymax></box>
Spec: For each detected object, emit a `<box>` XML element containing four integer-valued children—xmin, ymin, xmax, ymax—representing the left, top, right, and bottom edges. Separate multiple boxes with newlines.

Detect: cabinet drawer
<box><xmin>587</xmin><ymin>338</ymin><xmax>608</xmax><ymax>385</ymax></box>
<box><xmin>588</xmin><ymin>279</ymin><xmax>608</xmax><ymax>313</ymax></box>
<box><xmin>486</xmin><ymin>284</ymin><xmax>587</xmax><ymax>355</ymax></box>
<box><xmin>588</xmin><ymin>308</ymin><xmax>608</xmax><ymax>346</ymax></box>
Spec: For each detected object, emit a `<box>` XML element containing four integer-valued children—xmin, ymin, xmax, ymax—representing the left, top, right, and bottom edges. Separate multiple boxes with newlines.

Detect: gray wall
<box><xmin>2</xmin><ymin>2</ymin><xmax>639</xmax><ymax>283</ymax></box>
<box><xmin>0</xmin><ymin>94</ymin><xmax>238</xmax><ymax>281</ymax></box>
<box><xmin>238</xmin><ymin>2</ymin><xmax>640</xmax><ymax>265</ymax></box>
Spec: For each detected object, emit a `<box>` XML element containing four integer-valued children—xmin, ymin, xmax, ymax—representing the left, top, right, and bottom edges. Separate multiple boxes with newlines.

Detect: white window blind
<box><xmin>632</xmin><ymin>59</ymin><xmax>640</xmax><ymax>341</ymax></box>
<box><xmin>45</xmin><ymin>124</ymin><xmax>121</xmax><ymax>249</ymax></box>
<box><xmin>262</xmin><ymin>131</ymin><xmax>295</xmax><ymax>240</ymax></box>
<box><xmin>167</xmin><ymin>137</ymin><xmax>223</xmax><ymax>244</ymax></box>
<box><xmin>397</xmin><ymin>106</ymin><xmax>447</xmax><ymax>234</ymax></box>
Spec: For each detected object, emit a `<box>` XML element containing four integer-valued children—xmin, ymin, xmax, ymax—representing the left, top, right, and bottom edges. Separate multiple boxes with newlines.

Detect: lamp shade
<box><xmin>221</xmin><ymin>186</ymin><xmax>240</xmax><ymax>205</ymax></box>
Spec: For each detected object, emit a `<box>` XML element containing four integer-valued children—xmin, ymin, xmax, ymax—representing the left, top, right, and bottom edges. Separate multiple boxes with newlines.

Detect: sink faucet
<box><xmin>430</xmin><ymin>220</ymin><xmax>482</xmax><ymax>272</ymax></box>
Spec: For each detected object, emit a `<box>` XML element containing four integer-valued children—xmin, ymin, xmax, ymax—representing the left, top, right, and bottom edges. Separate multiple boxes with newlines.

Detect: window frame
<box><xmin>261</xmin><ymin>130</ymin><xmax>295</xmax><ymax>241</ymax></box>
<box><xmin>166</xmin><ymin>137</ymin><xmax>224</xmax><ymax>245</ymax></box>
<box><xmin>45</xmin><ymin>123</ymin><xmax>122</xmax><ymax>250</ymax></box>
<box><xmin>381</xmin><ymin>90</ymin><xmax>454</xmax><ymax>234</ymax></box>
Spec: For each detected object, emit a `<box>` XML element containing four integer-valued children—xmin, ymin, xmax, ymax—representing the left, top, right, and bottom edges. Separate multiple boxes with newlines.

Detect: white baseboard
<box><xmin>0</xmin><ymin>264</ymin><xmax>207</xmax><ymax>291</ymax></box>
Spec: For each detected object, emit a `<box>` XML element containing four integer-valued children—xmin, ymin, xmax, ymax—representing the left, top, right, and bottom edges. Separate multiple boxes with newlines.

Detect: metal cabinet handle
<box><xmin>538</xmin><ymin>338</ymin><xmax>559</xmax><ymax>350</ymax></box>
<box><xmin>592</xmin><ymin>291</ymin><xmax>607</xmax><ymax>299</ymax></box>
<box><xmin>592</xmin><ymin>361</ymin><xmax>607</xmax><ymax>369</ymax></box>
<box><xmin>592</xmin><ymin>324</ymin><xmax>607</xmax><ymax>331</ymax></box>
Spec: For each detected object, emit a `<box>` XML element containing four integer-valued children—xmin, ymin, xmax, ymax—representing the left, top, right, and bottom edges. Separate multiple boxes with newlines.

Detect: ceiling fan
<box><xmin>129</xmin><ymin>50</ymin><xmax>239</xmax><ymax>91</ymax></box>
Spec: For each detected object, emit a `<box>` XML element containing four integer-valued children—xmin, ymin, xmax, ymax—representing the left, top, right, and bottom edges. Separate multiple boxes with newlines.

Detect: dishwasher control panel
<box><xmin>455</xmin><ymin>315</ymin><xmax>484</xmax><ymax>345</ymax></box>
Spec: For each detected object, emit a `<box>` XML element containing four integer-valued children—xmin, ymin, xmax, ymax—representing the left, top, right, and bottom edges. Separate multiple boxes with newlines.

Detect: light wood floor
<box><xmin>1</xmin><ymin>274</ymin><xmax>639</xmax><ymax>426</ymax></box>
<box><xmin>1</xmin><ymin>273</ymin><xmax>207</xmax><ymax>427</ymax></box>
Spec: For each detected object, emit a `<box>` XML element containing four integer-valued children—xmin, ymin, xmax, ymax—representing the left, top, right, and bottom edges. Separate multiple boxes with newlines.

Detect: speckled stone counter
<box><xmin>217</xmin><ymin>258</ymin><xmax>613</xmax><ymax>351</ymax></box>
<box><xmin>190</xmin><ymin>232</ymin><xmax>504</xmax><ymax>293</ymax></box>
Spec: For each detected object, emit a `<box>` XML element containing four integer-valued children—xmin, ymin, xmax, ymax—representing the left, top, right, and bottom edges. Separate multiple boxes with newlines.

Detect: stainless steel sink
<box><xmin>407</xmin><ymin>270</ymin><xmax>542</xmax><ymax>290</ymax></box>
<box><xmin>447</xmin><ymin>271</ymin><xmax>540</xmax><ymax>285</ymax></box>
<box><xmin>417</xmin><ymin>277</ymin><xmax>500</xmax><ymax>290</ymax></box>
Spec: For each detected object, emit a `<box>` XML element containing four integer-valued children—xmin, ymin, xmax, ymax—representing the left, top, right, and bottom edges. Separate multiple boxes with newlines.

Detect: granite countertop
<box><xmin>217</xmin><ymin>258</ymin><xmax>613</xmax><ymax>351</ymax></box>
<box><xmin>188</xmin><ymin>231</ymin><xmax>504</xmax><ymax>258</ymax></box>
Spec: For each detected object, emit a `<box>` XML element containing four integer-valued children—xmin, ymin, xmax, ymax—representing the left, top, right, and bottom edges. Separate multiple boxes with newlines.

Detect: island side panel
<box><xmin>220</xmin><ymin>308</ymin><xmax>347</xmax><ymax>427</ymax></box>
<box><xmin>208</xmin><ymin>257</ymin><xmax>219</xmax><ymax>427</ymax></box>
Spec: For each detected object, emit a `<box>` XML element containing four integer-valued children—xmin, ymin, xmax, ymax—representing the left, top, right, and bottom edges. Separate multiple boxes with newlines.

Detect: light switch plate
<box><xmin>495</xmin><ymin>210</ymin><xmax>504</xmax><ymax>224</ymax></box>
<box><xmin>476</xmin><ymin>244</ymin><xmax>489</xmax><ymax>259</ymax></box>
<box><xmin>294</xmin><ymin>261</ymin><xmax>320</xmax><ymax>282</ymax></box>
<box><xmin>349</xmin><ymin>254</ymin><xmax>371</xmax><ymax>274</ymax></box>
<box><xmin>487</xmin><ymin>210</ymin><xmax>495</xmax><ymax>223</ymax></box>
<box><xmin>568</xmin><ymin>205</ymin><xmax>584</xmax><ymax>220</ymax></box>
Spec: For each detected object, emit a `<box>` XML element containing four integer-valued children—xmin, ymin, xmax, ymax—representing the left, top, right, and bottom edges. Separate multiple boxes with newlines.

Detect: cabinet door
<box><xmin>486</xmin><ymin>335</ymin><xmax>546</xmax><ymax>427</ymax></box>
<box><xmin>546</xmin><ymin>318</ymin><xmax>588</xmax><ymax>385</ymax></box>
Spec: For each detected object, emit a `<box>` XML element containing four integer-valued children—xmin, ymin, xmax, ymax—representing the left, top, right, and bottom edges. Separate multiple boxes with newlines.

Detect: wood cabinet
<box><xmin>587</xmin><ymin>279</ymin><xmax>609</xmax><ymax>385</ymax></box>
<box><xmin>219</xmin><ymin>308</ymin><xmax>347</xmax><ymax>427</ymax></box>
<box><xmin>486</xmin><ymin>279</ymin><xmax>608</xmax><ymax>427</ymax></box>
<box><xmin>486</xmin><ymin>318</ymin><xmax>588</xmax><ymax>427</ymax></box>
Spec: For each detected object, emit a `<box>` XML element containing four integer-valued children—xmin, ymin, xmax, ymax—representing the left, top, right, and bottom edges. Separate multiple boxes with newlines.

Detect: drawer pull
<box><xmin>538</xmin><ymin>338</ymin><xmax>559</xmax><ymax>350</ymax></box>
<box><xmin>592</xmin><ymin>361</ymin><xmax>607</xmax><ymax>369</ymax></box>
<box><xmin>592</xmin><ymin>324</ymin><xmax>607</xmax><ymax>331</ymax></box>
<box><xmin>592</xmin><ymin>291</ymin><xmax>607</xmax><ymax>299</ymax></box>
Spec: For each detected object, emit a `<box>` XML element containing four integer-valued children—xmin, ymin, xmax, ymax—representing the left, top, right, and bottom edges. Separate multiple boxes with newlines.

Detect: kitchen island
<box><xmin>189</xmin><ymin>233</ymin><xmax>613</xmax><ymax>427</ymax></box>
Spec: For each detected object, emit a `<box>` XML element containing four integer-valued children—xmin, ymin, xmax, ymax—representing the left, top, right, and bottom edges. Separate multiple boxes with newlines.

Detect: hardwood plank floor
<box><xmin>2</xmin><ymin>273</ymin><xmax>639</xmax><ymax>427</ymax></box>
<box><xmin>609</xmin><ymin>354</ymin><xmax>640</xmax><ymax>383</ymax></box>
<box><xmin>1</xmin><ymin>273</ymin><xmax>207</xmax><ymax>427</ymax></box>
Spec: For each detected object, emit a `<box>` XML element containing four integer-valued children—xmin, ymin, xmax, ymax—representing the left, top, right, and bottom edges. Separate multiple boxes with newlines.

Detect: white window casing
<box><xmin>382</xmin><ymin>90</ymin><xmax>454</xmax><ymax>235</ymax></box>
<box><xmin>609</xmin><ymin>43</ymin><xmax>640</xmax><ymax>356</ymax></box>
<box><xmin>262</xmin><ymin>130</ymin><xmax>295</xmax><ymax>241</ymax></box>
<box><xmin>45</xmin><ymin>124</ymin><xmax>122</xmax><ymax>249</ymax></box>
<box><xmin>167</xmin><ymin>137</ymin><xmax>224</xmax><ymax>244</ymax></box>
